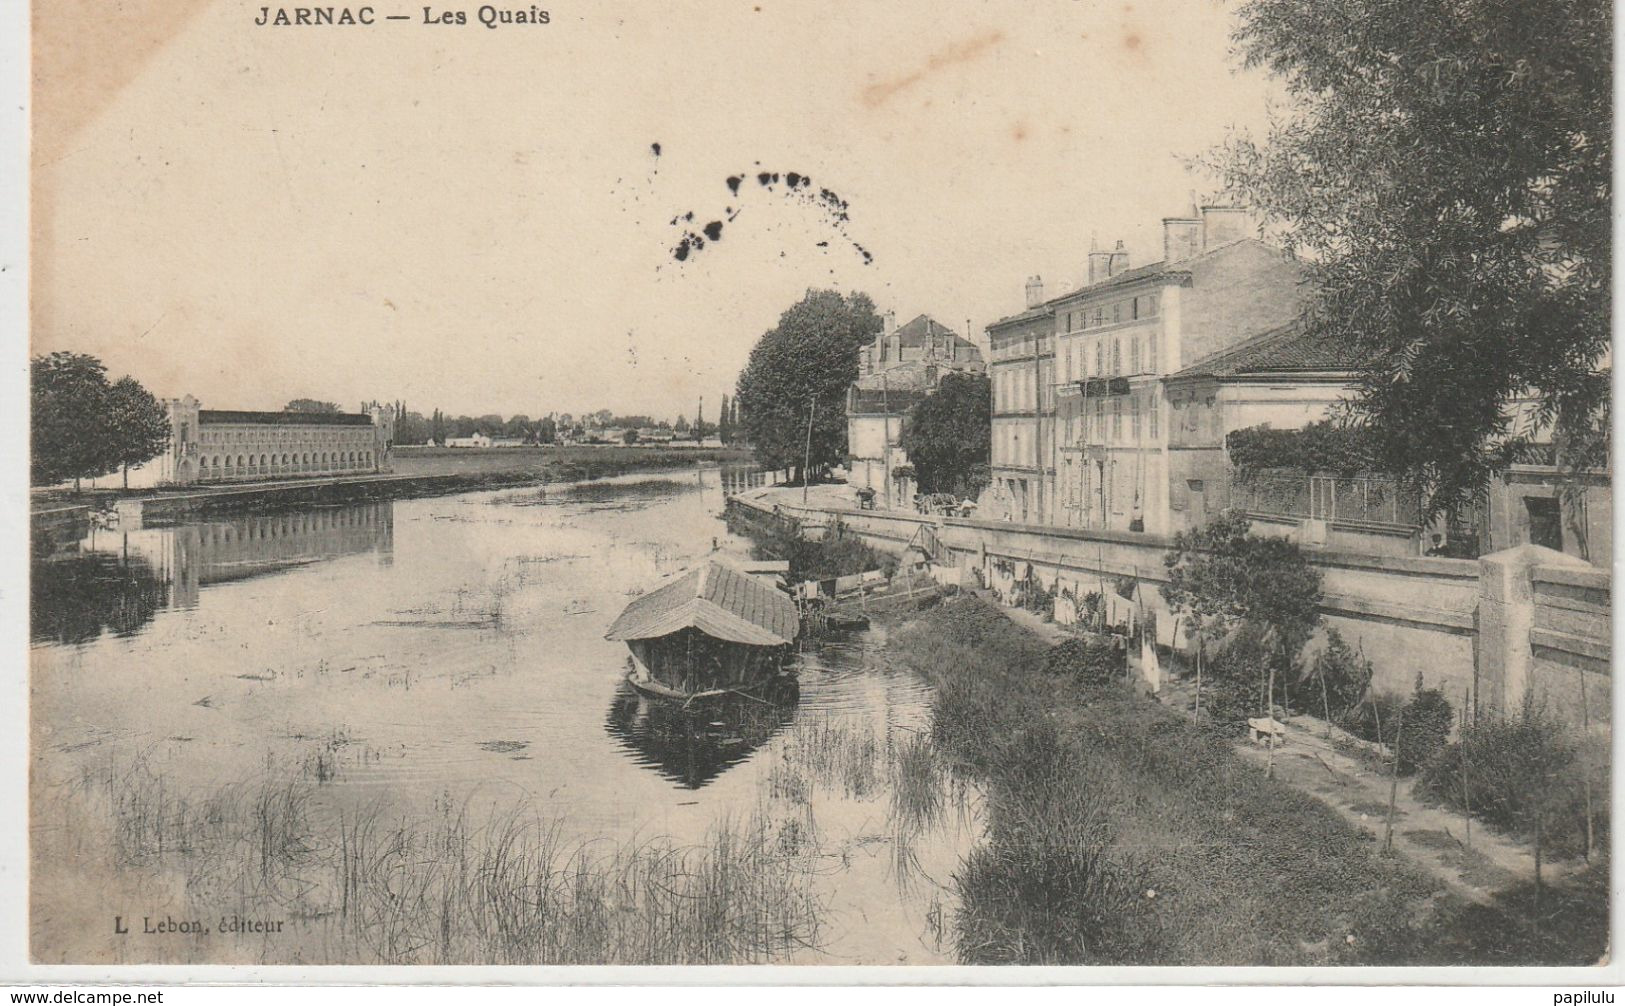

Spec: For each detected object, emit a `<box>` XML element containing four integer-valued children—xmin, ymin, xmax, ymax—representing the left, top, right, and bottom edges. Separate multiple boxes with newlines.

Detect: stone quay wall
<box><xmin>728</xmin><ymin>493</ymin><xmax>1608</xmax><ymax>730</ymax></box>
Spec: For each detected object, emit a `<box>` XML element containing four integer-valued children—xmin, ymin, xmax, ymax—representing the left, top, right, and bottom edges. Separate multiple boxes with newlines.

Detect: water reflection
<box><xmin>29</xmin><ymin>501</ymin><xmax>394</xmax><ymax>643</ymax></box>
<box><xmin>164</xmin><ymin>502</ymin><xmax>394</xmax><ymax>607</ymax></box>
<box><xmin>604</xmin><ymin>675</ymin><xmax>799</xmax><ymax>789</ymax></box>
<box><xmin>31</xmin><ymin>544</ymin><xmax>170</xmax><ymax>646</ymax></box>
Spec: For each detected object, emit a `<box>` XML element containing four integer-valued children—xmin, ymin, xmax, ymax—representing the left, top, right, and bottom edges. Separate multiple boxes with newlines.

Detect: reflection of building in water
<box><xmin>156</xmin><ymin>396</ymin><xmax>397</xmax><ymax>485</ymax></box>
<box><xmin>604</xmin><ymin>677</ymin><xmax>797</xmax><ymax>789</ymax></box>
<box><xmin>31</xmin><ymin>542</ymin><xmax>170</xmax><ymax>646</ymax></box>
<box><xmin>166</xmin><ymin>502</ymin><xmax>395</xmax><ymax>608</ymax></box>
<box><xmin>36</xmin><ymin>503</ymin><xmax>396</xmax><ymax>642</ymax></box>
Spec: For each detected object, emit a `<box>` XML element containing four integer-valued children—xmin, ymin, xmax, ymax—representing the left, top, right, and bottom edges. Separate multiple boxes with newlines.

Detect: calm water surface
<box><xmin>32</xmin><ymin>468</ymin><xmax>978</xmax><ymax>964</ymax></box>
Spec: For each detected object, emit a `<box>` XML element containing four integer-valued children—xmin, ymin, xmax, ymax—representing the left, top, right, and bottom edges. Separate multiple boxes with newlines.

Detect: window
<box><xmin>1111</xmin><ymin>400</ymin><xmax>1122</xmax><ymax>440</ymax></box>
<box><xmin>1095</xmin><ymin>343</ymin><xmax>1103</xmax><ymax>376</ymax></box>
<box><xmin>1148</xmin><ymin>333</ymin><xmax>1158</xmax><ymax>373</ymax></box>
<box><xmin>1111</xmin><ymin>339</ymin><xmax>1122</xmax><ymax>375</ymax></box>
<box><xmin>1131</xmin><ymin>397</ymin><xmax>1141</xmax><ymax>442</ymax></box>
<box><xmin>1130</xmin><ymin>338</ymin><xmax>1141</xmax><ymax>374</ymax></box>
<box><xmin>1148</xmin><ymin>395</ymin><xmax>1159</xmax><ymax>439</ymax></box>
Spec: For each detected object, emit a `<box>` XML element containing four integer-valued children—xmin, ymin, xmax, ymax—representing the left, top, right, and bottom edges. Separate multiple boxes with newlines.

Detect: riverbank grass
<box><xmin>884</xmin><ymin>596</ymin><xmax>1607</xmax><ymax>966</ymax></box>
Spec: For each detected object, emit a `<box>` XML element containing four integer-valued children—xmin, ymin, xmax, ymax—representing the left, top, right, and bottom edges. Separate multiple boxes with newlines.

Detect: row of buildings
<box><xmin>849</xmin><ymin>200</ymin><xmax>1610</xmax><ymax>565</ymax></box>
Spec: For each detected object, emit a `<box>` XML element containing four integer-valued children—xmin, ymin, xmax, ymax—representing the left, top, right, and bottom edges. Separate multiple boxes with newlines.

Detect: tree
<box><xmin>284</xmin><ymin>399</ymin><xmax>341</xmax><ymax>413</ymax></box>
<box><xmin>1207</xmin><ymin>0</ymin><xmax>1610</xmax><ymax>519</ymax></box>
<box><xmin>395</xmin><ymin>411</ymin><xmax>429</xmax><ymax>445</ymax></box>
<box><xmin>622</xmin><ymin>429</ymin><xmax>640</xmax><ymax>445</ymax></box>
<box><xmin>735</xmin><ymin>289</ymin><xmax>880</xmax><ymax>482</ymax></box>
<box><xmin>106</xmin><ymin>376</ymin><xmax>171</xmax><ymax>489</ymax></box>
<box><xmin>717</xmin><ymin>393</ymin><xmax>733</xmax><ymax>444</ymax></box>
<box><xmin>1162</xmin><ymin>514</ymin><xmax>1323</xmax><ymax>754</ymax></box>
<box><xmin>535</xmin><ymin>416</ymin><xmax>557</xmax><ymax>444</ymax></box>
<box><xmin>674</xmin><ymin>415</ymin><xmax>690</xmax><ymax>434</ymax></box>
<box><xmin>901</xmin><ymin>372</ymin><xmax>991</xmax><ymax>496</ymax></box>
<box><xmin>31</xmin><ymin>352</ymin><xmax>117</xmax><ymax>490</ymax></box>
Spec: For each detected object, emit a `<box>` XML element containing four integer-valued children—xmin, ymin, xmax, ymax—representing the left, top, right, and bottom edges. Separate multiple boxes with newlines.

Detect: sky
<box><xmin>32</xmin><ymin>0</ymin><xmax>1280</xmax><ymax>422</ymax></box>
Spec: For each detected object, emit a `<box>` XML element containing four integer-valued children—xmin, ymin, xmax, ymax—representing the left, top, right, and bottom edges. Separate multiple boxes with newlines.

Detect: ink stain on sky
<box><xmin>667</xmin><ymin>160</ymin><xmax>872</xmax><ymax>266</ymax></box>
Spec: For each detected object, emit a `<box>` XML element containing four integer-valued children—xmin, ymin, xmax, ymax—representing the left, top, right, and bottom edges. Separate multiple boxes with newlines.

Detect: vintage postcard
<box><xmin>18</xmin><ymin>0</ymin><xmax>1614</xmax><ymax>980</ymax></box>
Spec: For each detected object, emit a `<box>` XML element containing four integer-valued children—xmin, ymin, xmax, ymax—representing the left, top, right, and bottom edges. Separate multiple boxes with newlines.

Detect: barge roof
<box><xmin>605</xmin><ymin>560</ymin><xmax>799</xmax><ymax>646</ymax></box>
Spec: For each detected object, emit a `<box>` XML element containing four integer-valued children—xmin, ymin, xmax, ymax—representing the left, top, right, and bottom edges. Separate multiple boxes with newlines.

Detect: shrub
<box><xmin>1196</xmin><ymin>672</ymin><xmax>1260</xmax><ymax>736</ymax></box>
<box><xmin>1301</xmin><ymin>629</ymin><xmax>1373</xmax><ymax>719</ymax></box>
<box><xmin>728</xmin><ymin>516</ymin><xmax>898</xmax><ymax>582</ymax></box>
<box><xmin>1339</xmin><ymin>690</ymin><xmax>1407</xmax><ymax>747</ymax></box>
<box><xmin>1022</xmin><ymin>579</ymin><xmax>1055</xmax><ymax>616</ymax></box>
<box><xmin>1418</xmin><ymin>709</ymin><xmax>1608</xmax><ymax>860</ymax></box>
<box><xmin>1043</xmin><ymin>636</ymin><xmax>1124</xmax><ymax>686</ymax></box>
<box><xmin>1396</xmin><ymin>678</ymin><xmax>1454</xmax><ymax>775</ymax></box>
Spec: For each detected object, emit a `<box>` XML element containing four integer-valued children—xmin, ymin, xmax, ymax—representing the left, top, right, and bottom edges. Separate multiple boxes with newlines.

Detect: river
<box><xmin>30</xmin><ymin>467</ymin><xmax>981</xmax><ymax>965</ymax></box>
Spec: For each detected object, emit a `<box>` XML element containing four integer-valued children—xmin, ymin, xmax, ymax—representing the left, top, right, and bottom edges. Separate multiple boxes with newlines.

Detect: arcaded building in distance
<box><xmin>156</xmin><ymin>395</ymin><xmax>397</xmax><ymax>485</ymax></box>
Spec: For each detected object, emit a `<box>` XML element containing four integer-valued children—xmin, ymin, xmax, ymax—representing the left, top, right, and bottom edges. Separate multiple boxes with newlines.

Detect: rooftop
<box><xmin>199</xmin><ymin>409</ymin><xmax>375</xmax><ymax>427</ymax></box>
<box><xmin>604</xmin><ymin>560</ymin><xmax>799</xmax><ymax>646</ymax></box>
<box><xmin>987</xmin><ymin>238</ymin><xmax>1285</xmax><ymax>331</ymax></box>
<box><xmin>884</xmin><ymin>314</ymin><xmax>979</xmax><ymax>352</ymax></box>
<box><xmin>1171</xmin><ymin>320</ymin><xmax>1364</xmax><ymax>379</ymax></box>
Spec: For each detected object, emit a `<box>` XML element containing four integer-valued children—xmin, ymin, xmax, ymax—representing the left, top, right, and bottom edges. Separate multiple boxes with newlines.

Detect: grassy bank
<box><xmin>880</xmin><ymin>596</ymin><xmax>1609</xmax><ymax>966</ymax></box>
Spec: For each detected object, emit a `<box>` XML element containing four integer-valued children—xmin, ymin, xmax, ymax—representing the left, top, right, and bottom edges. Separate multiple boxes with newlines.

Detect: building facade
<box><xmin>985</xmin><ymin>284</ymin><xmax>1056</xmax><ymax>524</ymax></box>
<box><xmin>985</xmin><ymin>204</ymin><xmax>1317</xmax><ymax>533</ymax></box>
<box><xmin>847</xmin><ymin>312</ymin><xmax>984</xmax><ymax>507</ymax></box>
<box><xmin>158</xmin><ymin>396</ymin><xmax>396</xmax><ymax>485</ymax></box>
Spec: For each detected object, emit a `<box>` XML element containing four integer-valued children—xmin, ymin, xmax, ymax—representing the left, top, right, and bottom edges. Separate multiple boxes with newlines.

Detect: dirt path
<box><xmin>1197</xmin><ymin>687</ymin><xmax>1572</xmax><ymax>905</ymax></box>
<box><xmin>989</xmin><ymin>604</ymin><xmax>1577</xmax><ymax>906</ymax></box>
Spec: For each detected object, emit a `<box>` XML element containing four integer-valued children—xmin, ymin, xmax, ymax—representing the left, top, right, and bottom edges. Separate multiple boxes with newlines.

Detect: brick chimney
<box><xmin>1025</xmin><ymin>275</ymin><xmax>1045</xmax><ymax>309</ymax></box>
<box><xmin>1163</xmin><ymin>214</ymin><xmax>1203</xmax><ymax>263</ymax></box>
<box><xmin>1200</xmin><ymin>205</ymin><xmax>1254</xmax><ymax>248</ymax></box>
<box><xmin>1108</xmin><ymin>240</ymin><xmax>1130</xmax><ymax>277</ymax></box>
<box><xmin>1087</xmin><ymin>241</ymin><xmax>1112</xmax><ymax>286</ymax></box>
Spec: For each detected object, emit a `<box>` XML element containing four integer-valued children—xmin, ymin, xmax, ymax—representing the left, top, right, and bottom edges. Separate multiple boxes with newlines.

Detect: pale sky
<box><xmin>33</xmin><ymin>0</ymin><xmax>1278</xmax><ymax>422</ymax></box>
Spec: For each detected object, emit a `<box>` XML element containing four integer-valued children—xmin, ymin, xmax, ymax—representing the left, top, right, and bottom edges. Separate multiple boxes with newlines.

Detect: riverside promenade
<box><xmin>727</xmin><ymin>483</ymin><xmax>1609</xmax><ymax>728</ymax></box>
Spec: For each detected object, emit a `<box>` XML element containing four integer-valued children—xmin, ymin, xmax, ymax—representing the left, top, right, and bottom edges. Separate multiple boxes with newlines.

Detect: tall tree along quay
<box><xmin>31</xmin><ymin>352</ymin><xmax>170</xmax><ymax>491</ymax></box>
<box><xmin>901</xmin><ymin>371</ymin><xmax>992</xmax><ymax>496</ymax></box>
<box><xmin>1209</xmin><ymin>0</ymin><xmax>1610</xmax><ymax>518</ymax></box>
<box><xmin>735</xmin><ymin>290</ymin><xmax>881</xmax><ymax>483</ymax></box>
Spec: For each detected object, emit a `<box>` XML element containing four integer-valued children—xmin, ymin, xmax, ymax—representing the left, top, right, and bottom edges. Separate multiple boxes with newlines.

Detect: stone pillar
<box><xmin>1476</xmin><ymin>543</ymin><xmax>1588</xmax><ymax>715</ymax></box>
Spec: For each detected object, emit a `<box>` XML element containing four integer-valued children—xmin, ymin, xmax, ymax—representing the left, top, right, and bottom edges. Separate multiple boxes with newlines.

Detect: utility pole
<box><xmin>697</xmin><ymin>396</ymin><xmax>703</xmax><ymax>443</ymax></box>
<box><xmin>803</xmin><ymin>397</ymin><xmax>816</xmax><ymax>504</ymax></box>
<box><xmin>881</xmin><ymin>371</ymin><xmax>891</xmax><ymax>510</ymax></box>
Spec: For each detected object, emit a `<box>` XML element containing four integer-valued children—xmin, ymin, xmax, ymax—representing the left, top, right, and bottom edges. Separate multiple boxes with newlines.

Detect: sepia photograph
<box><xmin>15</xmin><ymin>0</ymin><xmax>1615</xmax><ymax>980</ymax></box>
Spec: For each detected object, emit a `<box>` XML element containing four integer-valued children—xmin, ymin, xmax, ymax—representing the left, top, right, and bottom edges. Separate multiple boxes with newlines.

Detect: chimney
<box><xmin>1200</xmin><ymin>205</ymin><xmax>1254</xmax><ymax>248</ymax></box>
<box><xmin>1087</xmin><ymin>242</ymin><xmax>1112</xmax><ymax>286</ymax></box>
<box><xmin>1163</xmin><ymin>215</ymin><xmax>1202</xmax><ymax>263</ymax></box>
<box><xmin>1108</xmin><ymin>240</ymin><xmax>1130</xmax><ymax>277</ymax></box>
<box><xmin>884</xmin><ymin>311</ymin><xmax>900</xmax><ymax>361</ymax></box>
<box><xmin>1025</xmin><ymin>275</ymin><xmax>1044</xmax><ymax>309</ymax></box>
